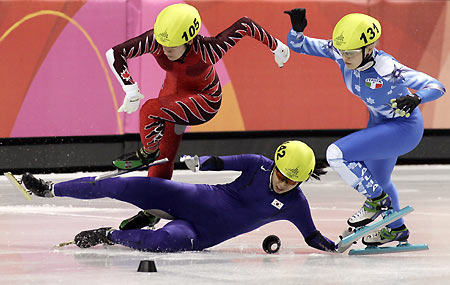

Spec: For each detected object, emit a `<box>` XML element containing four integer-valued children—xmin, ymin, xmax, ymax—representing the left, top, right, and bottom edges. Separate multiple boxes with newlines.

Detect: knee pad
<box><xmin>326</xmin><ymin>143</ymin><xmax>343</xmax><ymax>167</ymax></box>
<box><xmin>174</xmin><ymin>124</ymin><xmax>186</xmax><ymax>135</ymax></box>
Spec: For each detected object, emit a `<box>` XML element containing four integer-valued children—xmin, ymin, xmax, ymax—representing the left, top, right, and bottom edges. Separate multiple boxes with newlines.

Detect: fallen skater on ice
<box><xmin>19</xmin><ymin>141</ymin><xmax>338</xmax><ymax>253</ymax></box>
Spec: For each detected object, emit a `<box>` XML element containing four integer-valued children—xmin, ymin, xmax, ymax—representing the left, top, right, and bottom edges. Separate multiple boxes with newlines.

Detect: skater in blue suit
<box><xmin>21</xmin><ymin>141</ymin><xmax>337</xmax><ymax>253</ymax></box>
<box><xmin>284</xmin><ymin>9</ymin><xmax>445</xmax><ymax>245</ymax></box>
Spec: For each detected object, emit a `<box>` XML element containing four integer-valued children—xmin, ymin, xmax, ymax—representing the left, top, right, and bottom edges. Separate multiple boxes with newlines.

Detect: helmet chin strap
<box><xmin>174</xmin><ymin>43</ymin><xmax>192</xmax><ymax>63</ymax></box>
<box><xmin>356</xmin><ymin>46</ymin><xmax>375</xmax><ymax>71</ymax></box>
<box><xmin>269</xmin><ymin>168</ymin><xmax>302</xmax><ymax>193</ymax></box>
<box><xmin>269</xmin><ymin>168</ymin><xmax>274</xmax><ymax>191</ymax></box>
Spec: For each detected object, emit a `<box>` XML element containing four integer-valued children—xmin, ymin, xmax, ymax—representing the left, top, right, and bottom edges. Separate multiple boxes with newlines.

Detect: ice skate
<box><xmin>113</xmin><ymin>147</ymin><xmax>160</xmax><ymax>170</ymax></box>
<box><xmin>347</xmin><ymin>191</ymin><xmax>392</xmax><ymax>227</ymax></box>
<box><xmin>347</xmin><ymin>224</ymin><xmax>428</xmax><ymax>255</ymax></box>
<box><xmin>74</xmin><ymin>227</ymin><xmax>115</xmax><ymax>248</ymax></box>
<box><xmin>362</xmin><ymin>225</ymin><xmax>409</xmax><ymax>246</ymax></box>
<box><xmin>119</xmin><ymin>210</ymin><xmax>161</xmax><ymax>230</ymax></box>
<box><xmin>21</xmin><ymin>173</ymin><xmax>54</xmax><ymax>197</ymax></box>
<box><xmin>337</xmin><ymin>205</ymin><xmax>413</xmax><ymax>253</ymax></box>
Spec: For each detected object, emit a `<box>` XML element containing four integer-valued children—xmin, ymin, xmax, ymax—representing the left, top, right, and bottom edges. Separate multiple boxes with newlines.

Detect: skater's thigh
<box><xmin>161</xmin><ymin>220</ymin><xmax>200</xmax><ymax>250</ymax></box>
<box><xmin>103</xmin><ymin>177</ymin><xmax>200</xmax><ymax>212</ymax></box>
<box><xmin>112</xmin><ymin>220</ymin><xmax>200</xmax><ymax>252</ymax></box>
<box><xmin>335</xmin><ymin>122</ymin><xmax>421</xmax><ymax>161</ymax></box>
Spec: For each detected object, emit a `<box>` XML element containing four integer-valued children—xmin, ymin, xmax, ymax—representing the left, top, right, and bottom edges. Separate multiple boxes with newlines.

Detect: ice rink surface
<box><xmin>1</xmin><ymin>165</ymin><xmax>450</xmax><ymax>285</ymax></box>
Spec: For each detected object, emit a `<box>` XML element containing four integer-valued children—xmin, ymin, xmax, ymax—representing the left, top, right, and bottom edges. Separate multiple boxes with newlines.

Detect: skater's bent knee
<box><xmin>326</xmin><ymin>144</ymin><xmax>343</xmax><ymax>164</ymax></box>
<box><xmin>174</xmin><ymin>124</ymin><xmax>186</xmax><ymax>135</ymax></box>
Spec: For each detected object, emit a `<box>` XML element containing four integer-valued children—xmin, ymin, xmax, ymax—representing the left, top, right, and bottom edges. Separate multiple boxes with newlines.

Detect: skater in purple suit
<box><xmin>22</xmin><ymin>141</ymin><xmax>337</xmax><ymax>253</ymax></box>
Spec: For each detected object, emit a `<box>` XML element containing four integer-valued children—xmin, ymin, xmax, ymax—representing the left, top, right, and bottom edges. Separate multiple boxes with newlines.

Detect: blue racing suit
<box><xmin>54</xmin><ymin>154</ymin><xmax>335</xmax><ymax>252</ymax></box>
<box><xmin>287</xmin><ymin>29</ymin><xmax>446</xmax><ymax>228</ymax></box>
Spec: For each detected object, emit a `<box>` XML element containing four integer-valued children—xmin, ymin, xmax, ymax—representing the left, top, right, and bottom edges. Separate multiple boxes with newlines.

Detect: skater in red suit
<box><xmin>106</xmin><ymin>3</ymin><xmax>290</xmax><ymax>229</ymax></box>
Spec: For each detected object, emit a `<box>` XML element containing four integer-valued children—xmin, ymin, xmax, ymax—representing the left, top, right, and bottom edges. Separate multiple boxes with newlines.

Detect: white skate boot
<box><xmin>347</xmin><ymin>192</ymin><xmax>391</xmax><ymax>227</ymax></box>
<box><xmin>362</xmin><ymin>224</ymin><xmax>410</xmax><ymax>246</ymax></box>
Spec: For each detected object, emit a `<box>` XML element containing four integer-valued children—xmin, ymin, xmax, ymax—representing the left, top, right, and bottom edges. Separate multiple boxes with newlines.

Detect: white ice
<box><xmin>1</xmin><ymin>165</ymin><xmax>450</xmax><ymax>285</ymax></box>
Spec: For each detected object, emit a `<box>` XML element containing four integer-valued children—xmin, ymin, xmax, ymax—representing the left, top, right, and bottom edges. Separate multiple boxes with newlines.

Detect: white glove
<box><xmin>118</xmin><ymin>83</ymin><xmax>144</xmax><ymax>114</ymax></box>
<box><xmin>273</xmin><ymin>39</ymin><xmax>290</xmax><ymax>68</ymax></box>
<box><xmin>180</xmin><ymin>155</ymin><xmax>199</xmax><ymax>172</ymax></box>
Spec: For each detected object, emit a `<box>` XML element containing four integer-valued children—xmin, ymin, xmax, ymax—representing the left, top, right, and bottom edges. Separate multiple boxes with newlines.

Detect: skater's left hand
<box><xmin>284</xmin><ymin>8</ymin><xmax>308</xmax><ymax>33</ymax></box>
<box><xmin>180</xmin><ymin>155</ymin><xmax>199</xmax><ymax>172</ymax></box>
<box><xmin>390</xmin><ymin>93</ymin><xmax>421</xmax><ymax>118</ymax></box>
<box><xmin>273</xmin><ymin>39</ymin><xmax>290</xmax><ymax>68</ymax></box>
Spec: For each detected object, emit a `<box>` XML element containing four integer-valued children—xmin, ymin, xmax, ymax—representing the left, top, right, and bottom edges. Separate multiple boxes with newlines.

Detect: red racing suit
<box><xmin>108</xmin><ymin>17</ymin><xmax>279</xmax><ymax>179</ymax></box>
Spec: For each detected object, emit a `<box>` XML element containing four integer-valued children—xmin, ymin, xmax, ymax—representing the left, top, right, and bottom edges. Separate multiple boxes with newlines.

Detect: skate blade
<box><xmin>55</xmin><ymin>241</ymin><xmax>75</xmax><ymax>248</ymax></box>
<box><xmin>4</xmin><ymin>172</ymin><xmax>32</xmax><ymax>200</ymax></box>
<box><xmin>349</xmin><ymin>242</ymin><xmax>429</xmax><ymax>255</ymax></box>
<box><xmin>112</xmin><ymin>160</ymin><xmax>144</xmax><ymax>170</ymax></box>
<box><xmin>96</xmin><ymin>158</ymin><xmax>168</xmax><ymax>181</ymax></box>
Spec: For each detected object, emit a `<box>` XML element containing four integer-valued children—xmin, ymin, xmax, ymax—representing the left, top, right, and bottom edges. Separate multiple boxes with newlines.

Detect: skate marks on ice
<box><xmin>1</xmin><ymin>166</ymin><xmax>450</xmax><ymax>284</ymax></box>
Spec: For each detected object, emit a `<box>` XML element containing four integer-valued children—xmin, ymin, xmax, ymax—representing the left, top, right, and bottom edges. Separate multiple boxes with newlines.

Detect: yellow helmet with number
<box><xmin>154</xmin><ymin>3</ymin><xmax>201</xmax><ymax>47</ymax></box>
<box><xmin>332</xmin><ymin>13</ymin><xmax>381</xmax><ymax>50</ymax></box>
<box><xmin>274</xmin><ymin>140</ymin><xmax>315</xmax><ymax>182</ymax></box>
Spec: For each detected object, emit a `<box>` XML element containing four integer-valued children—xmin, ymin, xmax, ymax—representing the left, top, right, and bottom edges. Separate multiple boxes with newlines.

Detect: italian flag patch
<box><xmin>365</xmin><ymin>78</ymin><xmax>383</xmax><ymax>89</ymax></box>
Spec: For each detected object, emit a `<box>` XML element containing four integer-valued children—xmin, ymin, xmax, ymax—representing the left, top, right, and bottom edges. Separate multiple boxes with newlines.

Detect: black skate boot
<box><xmin>21</xmin><ymin>173</ymin><xmax>54</xmax><ymax>197</ymax></box>
<box><xmin>74</xmin><ymin>227</ymin><xmax>115</xmax><ymax>248</ymax></box>
<box><xmin>119</xmin><ymin>210</ymin><xmax>161</xmax><ymax>230</ymax></box>
<box><xmin>113</xmin><ymin>147</ymin><xmax>160</xmax><ymax>170</ymax></box>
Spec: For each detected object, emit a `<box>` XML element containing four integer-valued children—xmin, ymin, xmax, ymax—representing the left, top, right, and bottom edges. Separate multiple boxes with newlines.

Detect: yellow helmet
<box><xmin>154</xmin><ymin>3</ymin><xmax>201</xmax><ymax>47</ymax></box>
<box><xmin>274</xmin><ymin>140</ymin><xmax>315</xmax><ymax>182</ymax></box>
<box><xmin>332</xmin><ymin>13</ymin><xmax>381</xmax><ymax>50</ymax></box>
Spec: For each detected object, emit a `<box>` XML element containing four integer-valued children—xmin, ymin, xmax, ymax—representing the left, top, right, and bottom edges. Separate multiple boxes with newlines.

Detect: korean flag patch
<box><xmin>271</xmin><ymin>199</ymin><xmax>284</xmax><ymax>210</ymax></box>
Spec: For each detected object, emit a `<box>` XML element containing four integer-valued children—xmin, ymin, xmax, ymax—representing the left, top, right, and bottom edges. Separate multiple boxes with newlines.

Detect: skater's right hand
<box><xmin>118</xmin><ymin>83</ymin><xmax>144</xmax><ymax>114</ymax></box>
<box><xmin>284</xmin><ymin>8</ymin><xmax>307</xmax><ymax>33</ymax></box>
<box><xmin>180</xmin><ymin>155</ymin><xmax>200</xmax><ymax>172</ymax></box>
<box><xmin>273</xmin><ymin>39</ymin><xmax>290</xmax><ymax>68</ymax></box>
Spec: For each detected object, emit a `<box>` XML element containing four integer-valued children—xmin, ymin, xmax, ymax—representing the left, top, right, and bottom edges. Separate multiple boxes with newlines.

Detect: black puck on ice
<box><xmin>137</xmin><ymin>260</ymin><xmax>157</xmax><ymax>272</ymax></box>
<box><xmin>262</xmin><ymin>235</ymin><xmax>281</xmax><ymax>254</ymax></box>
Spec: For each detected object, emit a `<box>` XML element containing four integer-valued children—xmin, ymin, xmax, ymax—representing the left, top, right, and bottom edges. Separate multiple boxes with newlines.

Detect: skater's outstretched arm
<box><xmin>198</xmin><ymin>17</ymin><xmax>289</xmax><ymax>67</ymax></box>
<box><xmin>286</xmin><ymin>197</ymin><xmax>337</xmax><ymax>253</ymax></box>
<box><xmin>284</xmin><ymin>8</ymin><xmax>340</xmax><ymax>61</ymax></box>
<box><xmin>105</xmin><ymin>30</ymin><xmax>161</xmax><ymax>114</ymax></box>
<box><xmin>106</xmin><ymin>29</ymin><xmax>162</xmax><ymax>88</ymax></box>
<box><xmin>182</xmin><ymin>154</ymin><xmax>265</xmax><ymax>172</ymax></box>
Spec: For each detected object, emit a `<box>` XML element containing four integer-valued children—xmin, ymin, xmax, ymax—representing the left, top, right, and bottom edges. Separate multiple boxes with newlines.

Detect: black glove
<box><xmin>305</xmin><ymin>230</ymin><xmax>336</xmax><ymax>252</ymax></box>
<box><xmin>284</xmin><ymin>8</ymin><xmax>307</xmax><ymax>32</ymax></box>
<box><xmin>390</xmin><ymin>94</ymin><xmax>421</xmax><ymax>118</ymax></box>
<box><xmin>74</xmin><ymin>227</ymin><xmax>114</xmax><ymax>248</ymax></box>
